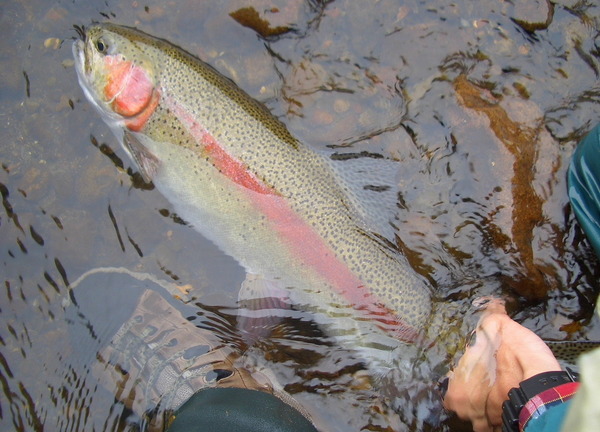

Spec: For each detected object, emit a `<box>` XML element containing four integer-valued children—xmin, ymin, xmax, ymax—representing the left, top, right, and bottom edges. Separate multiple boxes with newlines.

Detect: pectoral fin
<box><xmin>123</xmin><ymin>131</ymin><xmax>160</xmax><ymax>183</ymax></box>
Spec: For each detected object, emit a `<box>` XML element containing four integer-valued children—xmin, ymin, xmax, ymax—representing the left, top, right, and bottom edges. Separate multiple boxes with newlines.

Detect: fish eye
<box><xmin>95</xmin><ymin>38</ymin><xmax>108</xmax><ymax>54</ymax></box>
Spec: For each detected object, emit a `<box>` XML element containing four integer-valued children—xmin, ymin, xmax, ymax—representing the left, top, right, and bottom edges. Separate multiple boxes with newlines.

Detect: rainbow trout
<box><xmin>73</xmin><ymin>23</ymin><xmax>432</xmax><ymax>369</ymax></box>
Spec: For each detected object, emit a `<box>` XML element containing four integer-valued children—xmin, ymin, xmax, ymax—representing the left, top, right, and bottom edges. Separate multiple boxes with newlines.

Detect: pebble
<box><xmin>333</xmin><ymin>98</ymin><xmax>350</xmax><ymax>114</ymax></box>
<box><xmin>313</xmin><ymin>109</ymin><xmax>334</xmax><ymax>125</ymax></box>
<box><xmin>43</xmin><ymin>37</ymin><xmax>62</xmax><ymax>50</ymax></box>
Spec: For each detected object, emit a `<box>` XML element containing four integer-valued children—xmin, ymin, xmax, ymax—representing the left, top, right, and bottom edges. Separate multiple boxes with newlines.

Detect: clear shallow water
<box><xmin>1</xmin><ymin>0</ymin><xmax>599</xmax><ymax>430</ymax></box>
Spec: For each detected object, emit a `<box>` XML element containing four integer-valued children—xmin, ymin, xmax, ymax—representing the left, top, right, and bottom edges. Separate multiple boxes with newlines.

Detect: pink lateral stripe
<box><xmin>254</xmin><ymin>192</ymin><xmax>422</xmax><ymax>343</ymax></box>
<box><xmin>166</xmin><ymin>95</ymin><xmax>420</xmax><ymax>343</ymax></box>
<box><xmin>165</xmin><ymin>95</ymin><xmax>273</xmax><ymax>195</ymax></box>
<box><xmin>202</xmin><ymin>135</ymin><xmax>274</xmax><ymax>195</ymax></box>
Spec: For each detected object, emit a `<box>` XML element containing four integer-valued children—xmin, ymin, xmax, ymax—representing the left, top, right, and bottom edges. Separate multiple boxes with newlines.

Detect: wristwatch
<box><xmin>501</xmin><ymin>369</ymin><xmax>579</xmax><ymax>432</ymax></box>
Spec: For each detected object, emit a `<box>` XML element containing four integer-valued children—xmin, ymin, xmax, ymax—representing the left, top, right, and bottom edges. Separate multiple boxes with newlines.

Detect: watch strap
<box><xmin>501</xmin><ymin>370</ymin><xmax>578</xmax><ymax>432</ymax></box>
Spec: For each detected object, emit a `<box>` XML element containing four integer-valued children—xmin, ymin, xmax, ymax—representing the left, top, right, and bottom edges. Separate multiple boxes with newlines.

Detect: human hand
<box><xmin>442</xmin><ymin>299</ymin><xmax>561</xmax><ymax>431</ymax></box>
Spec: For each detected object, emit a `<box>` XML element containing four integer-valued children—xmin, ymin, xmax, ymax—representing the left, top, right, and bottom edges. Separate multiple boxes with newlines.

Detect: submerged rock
<box><xmin>230</xmin><ymin>6</ymin><xmax>293</xmax><ymax>38</ymax></box>
<box><xmin>511</xmin><ymin>0</ymin><xmax>555</xmax><ymax>33</ymax></box>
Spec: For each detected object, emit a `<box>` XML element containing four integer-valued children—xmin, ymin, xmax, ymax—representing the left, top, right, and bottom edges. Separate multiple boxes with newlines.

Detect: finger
<box><xmin>486</xmin><ymin>384</ymin><xmax>511</xmax><ymax>426</ymax></box>
<box><xmin>471</xmin><ymin>412</ymin><xmax>494</xmax><ymax>432</ymax></box>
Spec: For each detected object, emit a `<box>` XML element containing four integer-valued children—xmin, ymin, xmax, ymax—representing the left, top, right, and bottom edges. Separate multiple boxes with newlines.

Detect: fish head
<box><xmin>73</xmin><ymin>23</ymin><xmax>160</xmax><ymax>131</ymax></box>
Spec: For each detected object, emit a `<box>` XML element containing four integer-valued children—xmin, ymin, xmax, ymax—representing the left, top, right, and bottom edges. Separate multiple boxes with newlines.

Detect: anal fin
<box><xmin>237</xmin><ymin>274</ymin><xmax>293</xmax><ymax>345</ymax></box>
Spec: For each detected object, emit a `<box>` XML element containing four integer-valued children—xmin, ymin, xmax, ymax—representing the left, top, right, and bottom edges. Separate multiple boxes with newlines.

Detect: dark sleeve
<box><xmin>568</xmin><ymin>123</ymin><xmax>600</xmax><ymax>259</ymax></box>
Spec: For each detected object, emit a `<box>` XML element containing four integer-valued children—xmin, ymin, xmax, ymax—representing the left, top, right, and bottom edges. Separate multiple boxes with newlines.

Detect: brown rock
<box><xmin>453</xmin><ymin>75</ymin><xmax>550</xmax><ymax>299</ymax></box>
<box><xmin>230</xmin><ymin>6</ymin><xmax>292</xmax><ymax>38</ymax></box>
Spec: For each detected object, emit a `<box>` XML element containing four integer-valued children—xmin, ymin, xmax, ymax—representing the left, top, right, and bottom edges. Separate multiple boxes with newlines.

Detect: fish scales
<box><xmin>73</xmin><ymin>23</ymin><xmax>432</xmax><ymax>353</ymax></box>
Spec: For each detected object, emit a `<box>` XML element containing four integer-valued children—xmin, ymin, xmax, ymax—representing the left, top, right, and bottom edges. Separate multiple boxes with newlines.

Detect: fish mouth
<box><xmin>72</xmin><ymin>38</ymin><xmax>89</xmax><ymax>90</ymax></box>
<box><xmin>71</xmin><ymin>31</ymin><xmax>122</xmax><ymax>124</ymax></box>
<box><xmin>71</xmin><ymin>24</ymin><xmax>88</xmax><ymax>79</ymax></box>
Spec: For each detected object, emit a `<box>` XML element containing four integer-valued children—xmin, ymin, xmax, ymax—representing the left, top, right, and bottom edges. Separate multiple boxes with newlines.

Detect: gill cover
<box><xmin>73</xmin><ymin>25</ymin><xmax>160</xmax><ymax>131</ymax></box>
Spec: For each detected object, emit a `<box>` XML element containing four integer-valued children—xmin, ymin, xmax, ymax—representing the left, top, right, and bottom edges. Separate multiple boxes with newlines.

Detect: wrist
<box><xmin>501</xmin><ymin>370</ymin><xmax>579</xmax><ymax>432</ymax></box>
